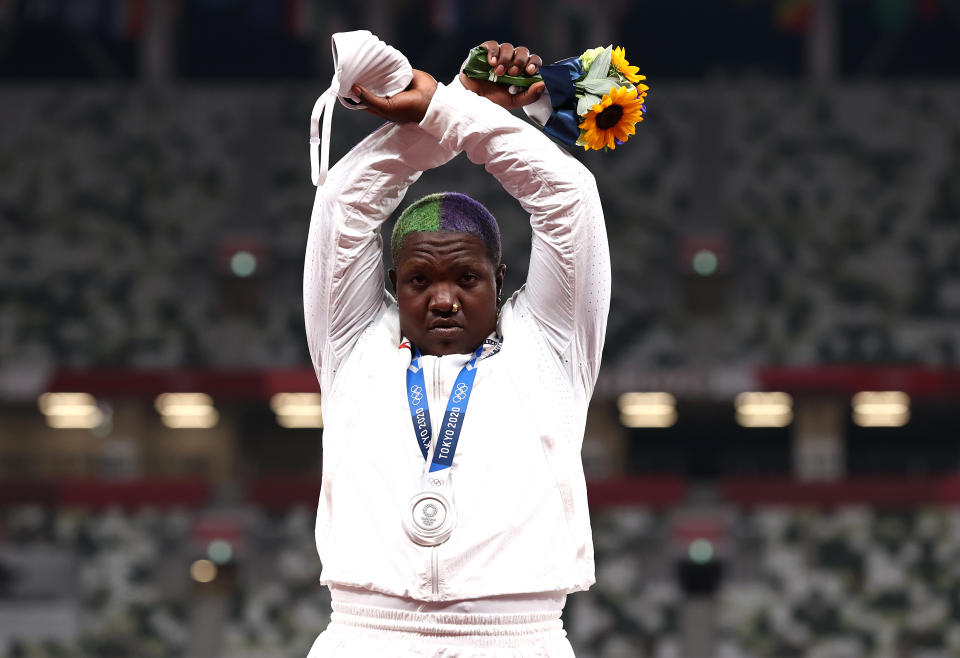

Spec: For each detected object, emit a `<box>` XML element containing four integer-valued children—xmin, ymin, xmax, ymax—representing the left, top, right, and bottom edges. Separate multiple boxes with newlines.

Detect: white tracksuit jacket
<box><xmin>303</xmin><ymin>76</ymin><xmax>611</xmax><ymax>602</ymax></box>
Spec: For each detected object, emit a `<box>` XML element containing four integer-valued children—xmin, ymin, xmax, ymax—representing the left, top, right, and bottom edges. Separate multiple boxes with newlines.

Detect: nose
<box><xmin>428</xmin><ymin>284</ymin><xmax>458</xmax><ymax>313</ymax></box>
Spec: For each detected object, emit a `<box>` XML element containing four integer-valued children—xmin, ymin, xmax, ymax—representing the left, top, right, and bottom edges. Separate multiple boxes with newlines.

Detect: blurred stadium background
<box><xmin>1</xmin><ymin>0</ymin><xmax>960</xmax><ymax>656</ymax></box>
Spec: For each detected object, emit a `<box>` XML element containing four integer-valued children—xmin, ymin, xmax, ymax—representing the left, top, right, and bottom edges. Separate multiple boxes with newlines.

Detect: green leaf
<box><xmin>577</xmin><ymin>93</ymin><xmax>601</xmax><ymax>116</ymax></box>
<box><xmin>461</xmin><ymin>46</ymin><xmax>491</xmax><ymax>79</ymax></box>
<box><xmin>460</xmin><ymin>44</ymin><xmax>543</xmax><ymax>87</ymax></box>
<box><xmin>577</xmin><ymin>77</ymin><xmax>621</xmax><ymax>96</ymax></box>
<box><xmin>584</xmin><ymin>45</ymin><xmax>612</xmax><ymax>81</ymax></box>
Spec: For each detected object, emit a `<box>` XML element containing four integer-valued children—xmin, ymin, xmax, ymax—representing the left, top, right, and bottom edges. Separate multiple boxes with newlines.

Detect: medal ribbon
<box><xmin>405</xmin><ymin>339</ymin><xmax>500</xmax><ymax>485</ymax></box>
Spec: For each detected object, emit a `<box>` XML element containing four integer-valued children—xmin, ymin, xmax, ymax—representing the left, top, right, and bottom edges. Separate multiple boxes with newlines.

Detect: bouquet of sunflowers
<box><xmin>462</xmin><ymin>44</ymin><xmax>648</xmax><ymax>151</ymax></box>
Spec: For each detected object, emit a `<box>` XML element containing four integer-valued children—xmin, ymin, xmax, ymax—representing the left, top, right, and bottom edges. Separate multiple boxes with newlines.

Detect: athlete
<box><xmin>304</xmin><ymin>41</ymin><xmax>611</xmax><ymax>656</ymax></box>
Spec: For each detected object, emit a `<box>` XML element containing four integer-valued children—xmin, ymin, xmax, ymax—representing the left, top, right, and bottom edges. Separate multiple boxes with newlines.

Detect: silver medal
<box><xmin>403</xmin><ymin>490</ymin><xmax>457</xmax><ymax>546</ymax></box>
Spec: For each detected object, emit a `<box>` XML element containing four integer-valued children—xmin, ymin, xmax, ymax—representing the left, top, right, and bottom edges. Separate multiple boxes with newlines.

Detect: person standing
<box><xmin>303</xmin><ymin>41</ymin><xmax>611</xmax><ymax>657</ymax></box>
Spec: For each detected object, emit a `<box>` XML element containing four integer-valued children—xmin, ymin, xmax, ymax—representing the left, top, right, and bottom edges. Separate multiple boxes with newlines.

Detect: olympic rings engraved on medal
<box><xmin>428</xmin><ymin>478</ymin><xmax>445</xmax><ymax>487</ymax></box>
<box><xmin>409</xmin><ymin>384</ymin><xmax>423</xmax><ymax>405</ymax></box>
<box><xmin>452</xmin><ymin>382</ymin><xmax>469</xmax><ymax>403</ymax></box>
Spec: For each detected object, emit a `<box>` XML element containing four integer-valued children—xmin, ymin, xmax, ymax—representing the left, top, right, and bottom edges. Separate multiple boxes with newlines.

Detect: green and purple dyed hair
<box><xmin>390</xmin><ymin>192</ymin><xmax>501</xmax><ymax>265</ymax></box>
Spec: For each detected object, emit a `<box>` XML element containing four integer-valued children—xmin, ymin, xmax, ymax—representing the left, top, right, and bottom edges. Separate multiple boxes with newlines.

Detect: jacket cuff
<box><xmin>418</xmin><ymin>77</ymin><xmax>482</xmax><ymax>143</ymax></box>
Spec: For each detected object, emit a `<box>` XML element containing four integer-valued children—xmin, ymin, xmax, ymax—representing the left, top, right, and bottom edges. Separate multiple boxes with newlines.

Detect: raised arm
<box><xmin>419</xmin><ymin>77</ymin><xmax>612</xmax><ymax>397</ymax></box>
<box><xmin>303</xmin><ymin>73</ymin><xmax>458</xmax><ymax>388</ymax></box>
<box><xmin>352</xmin><ymin>45</ymin><xmax>612</xmax><ymax>397</ymax></box>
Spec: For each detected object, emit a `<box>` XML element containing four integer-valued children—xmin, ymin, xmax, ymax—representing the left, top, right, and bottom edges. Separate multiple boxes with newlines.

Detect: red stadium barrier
<box><xmin>45</xmin><ymin>369</ymin><xmax>321</xmax><ymax>398</ymax></box>
<box><xmin>0</xmin><ymin>482</ymin><xmax>60</xmax><ymax>506</ymax></box>
<box><xmin>245</xmin><ymin>476</ymin><xmax>690</xmax><ymax>511</ymax></box>
<box><xmin>587</xmin><ymin>477</ymin><xmax>687</xmax><ymax>509</ymax></box>
<box><xmin>754</xmin><ymin>366</ymin><xmax>960</xmax><ymax>398</ymax></box>
<box><xmin>36</xmin><ymin>366</ymin><xmax>960</xmax><ymax>406</ymax></box>
<box><xmin>8</xmin><ymin>476</ymin><xmax>960</xmax><ymax>511</ymax></box>
<box><xmin>58</xmin><ymin>479</ymin><xmax>211</xmax><ymax>508</ymax></box>
<box><xmin>248</xmin><ymin>476</ymin><xmax>321</xmax><ymax>509</ymax></box>
<box><xmin>934</xmin><ymin>475</ymin><xmax>960</xmax><ymax>502</ymax></box>
<box><xmin>719</xmin><ymin>476</ymin><xmax>960</xmax><ymax>507</ymax></box>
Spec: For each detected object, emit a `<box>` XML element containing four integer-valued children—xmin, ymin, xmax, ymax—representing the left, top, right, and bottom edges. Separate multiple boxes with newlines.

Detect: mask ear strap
<box><xmin>309</xmin><ymin>88</ymin><xmax>337</xmax><ymax>186</ymax></box>
<box><xmin>308</xmin><ymin>30</ymin><xmax>412</xmax><ymax>185</ymax></box>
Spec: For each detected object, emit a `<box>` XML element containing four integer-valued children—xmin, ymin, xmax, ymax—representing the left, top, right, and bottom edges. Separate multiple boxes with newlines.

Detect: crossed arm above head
<box><xmin>306</xmin><ymin>41</ymin><xmax>610</xmax><ymax>396</ymax></box>
<box><xmin>352</xmin><ymin>41</ymin><xmax>547</xmax><ymax>123</ymax></box>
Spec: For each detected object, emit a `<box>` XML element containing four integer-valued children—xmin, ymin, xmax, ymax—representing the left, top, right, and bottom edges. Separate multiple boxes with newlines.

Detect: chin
<box><xmin>418</xmin><ymin>333</ymin><xmax>478</xmax><ymax>357</ymax></box>
<box><xmin>405</xmin><ymin>320</ymin><xmax>494</xmax><ymax>356</ymax></box>
<box><xmin>423</xmin><ymin>341</ymin><xmax>468</xmax><ymax>357</ymax></box>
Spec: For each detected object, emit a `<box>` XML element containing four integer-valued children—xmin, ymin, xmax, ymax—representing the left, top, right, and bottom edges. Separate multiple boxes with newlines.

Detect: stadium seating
<box><xmin>7</xmin><ymin>496</ymin><xmax>960</xmax><ymax>656</ymax></box>
<box><xmin>0</xmin><ymin>502</ymin><xmax>681</xmax><ymax>658</ymax></box>
<box><xmin>719</xmin><ymin>505</ymin><xmax>960</xmax><ymax>658</ymax></box>
<box><xmin>223</xmin><ymin>506</ymin><xmax>330</xmax><ymax>658</ymax></box>
<box><xmin>2</xmin><ymin>85</ymin><xmax>960</xmax><ymax>369</ymax></box>
<box><xmin>0</xmin><ymin>505</ymin><xmax>191</xmax><ymax>657</ymax></box>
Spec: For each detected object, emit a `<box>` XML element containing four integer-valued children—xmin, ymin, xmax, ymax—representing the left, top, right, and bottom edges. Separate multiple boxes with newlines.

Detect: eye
<box><xmin>460</xmin><ymin>273</ymin><xmax>480</xmax><ymax>285</ymax></box>
<box><xmin>409</xmin><ymin>275</ymin><xmax>428</xmax><ymax>286</ymax></box>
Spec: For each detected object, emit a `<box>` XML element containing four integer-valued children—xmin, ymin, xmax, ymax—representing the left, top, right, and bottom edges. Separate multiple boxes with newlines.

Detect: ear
<box><xmin>495</xmin><ymin>263</ymin><xmax>506</xmax><ymax>298</ymax></box>
<box><xmin>388</xmin><ymin>268</ymin><xmax>397</xmax><ymax>293</ymax></box>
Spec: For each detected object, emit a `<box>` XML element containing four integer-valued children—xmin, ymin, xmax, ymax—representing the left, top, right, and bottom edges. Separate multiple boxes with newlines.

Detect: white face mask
<box><xmin>309</xmin><ymin>30</ymin><xmax>413</xmax><ymax>186</ymax></box>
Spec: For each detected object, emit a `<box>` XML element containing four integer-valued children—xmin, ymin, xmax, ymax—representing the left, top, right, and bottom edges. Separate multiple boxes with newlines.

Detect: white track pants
<box><xmin>307</xmin><ymin>586</ymin><xmax>575</xmax><ymax>658</ymax></box>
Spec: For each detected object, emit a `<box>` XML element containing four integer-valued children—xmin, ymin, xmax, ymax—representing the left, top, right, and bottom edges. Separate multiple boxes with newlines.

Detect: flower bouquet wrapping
<box><xmin>462</xmin><ymin>44</ymin><xmax>649</xmax><ymax>151</ymax></box>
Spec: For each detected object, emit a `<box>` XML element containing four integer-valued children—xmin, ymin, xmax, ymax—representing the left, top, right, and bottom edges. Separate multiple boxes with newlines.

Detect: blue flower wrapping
<box><xmin>538</xmin><ymin>57</ymin><xmax>585</xmax><ymax>146</ymax></box>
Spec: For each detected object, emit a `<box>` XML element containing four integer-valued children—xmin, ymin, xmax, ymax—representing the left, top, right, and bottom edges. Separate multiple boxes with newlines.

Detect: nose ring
<box><xmin>451</xmin><ymin>303</ymin><xmax>460</xmax><ymax>313</ymax></box>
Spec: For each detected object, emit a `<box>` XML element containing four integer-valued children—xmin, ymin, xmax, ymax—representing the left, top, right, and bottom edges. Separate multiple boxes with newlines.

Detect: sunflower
<box><xmin>611</xmin><ymin>46</ymin><xmax>643</xmax><ymax>84</ymax></box>
<box><xmin>578</xmin><ymin>86</ymin><xmax>646</xmax><ymax>151</ymax></box>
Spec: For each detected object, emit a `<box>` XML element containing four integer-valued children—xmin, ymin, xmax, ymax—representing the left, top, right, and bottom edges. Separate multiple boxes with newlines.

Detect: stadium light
<box><xmin>155</xmin><ymin>393</ymin><xmax>219</xmax><ymax>429</ymax></box>
<box><xmin>270</xmin><ymin>393</ymin><xmax>323</xmax><ymax>428</ymax></box>
<box><xmin>618</xmin><ymin>392</ymin><xmax>677</xmax><ymax>428</ymax></box>
<box><xmin>692</xmin><ymin>249</ymin><xmax>719</xmax><ymax>276</ymax></box>
<box><xmin>37</xmin><ymin>392</ymin><xmax>104</xmax><ymax>429</ymax></box>
<box><xmin>688</xmin><ymin>538</ymin><xmax>715</xmax><ymax>564</ymax></box>
<box><xmin>207</xmin><ymin>539</ymin><xmax>233</xmax><ymax>565</ymax></box>
<box><xmin>190</xmin><ymin>559</ymin><xmax>217</xmax><ymax>583</ymax></box>
<box><xmin>852</xmin><ymin>391</ymin><xmax>909</xmax><ymax>427</ymax></box>
<box><xmin>230</xmin><ymin>250</ymin><xmax>257</xmax><ymax>277</ymax></box>
<box><xmin>735</xmin><ymin>392</ymin><xmax>793</xmax><ymax>427</ymax></box>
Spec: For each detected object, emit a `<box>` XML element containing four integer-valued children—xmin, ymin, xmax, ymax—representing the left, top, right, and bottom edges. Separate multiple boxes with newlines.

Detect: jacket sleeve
<box><xmin>418</xmin><ymin>78</ymin><xmax>612</xmax><ymax>397</ymax></box>
<box><xmin>303</xmin><ymin>120</ymin><xmax>458</xmax><ymax>389</ymax></box>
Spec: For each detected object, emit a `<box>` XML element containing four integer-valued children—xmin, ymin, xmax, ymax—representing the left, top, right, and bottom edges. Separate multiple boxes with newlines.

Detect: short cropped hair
<box><xmin>390</xmin><ymin>192</ymin><xmax>501</xmax><ymax>265</ymax></box>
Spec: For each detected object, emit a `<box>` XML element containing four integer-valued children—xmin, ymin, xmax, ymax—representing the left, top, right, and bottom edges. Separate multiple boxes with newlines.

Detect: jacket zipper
<box><xmin>429</xmin><ymin>357</ymin><xmax>442</xmax><ymax>599</ymax></box>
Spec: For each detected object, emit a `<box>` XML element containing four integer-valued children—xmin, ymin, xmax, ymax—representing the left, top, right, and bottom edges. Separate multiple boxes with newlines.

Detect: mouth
<box><xmin>427</xmin><ymin>322</ymin><xmax>464</xmax><ymax>336</ymax></box>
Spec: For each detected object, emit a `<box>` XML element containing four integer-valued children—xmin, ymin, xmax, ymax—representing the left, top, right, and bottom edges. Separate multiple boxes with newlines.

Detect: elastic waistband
<box><xmin>328</xmin><ymin>586</ymin><xmax>567</xmax><ymax>642</ymax></box>
<box><xmin>331</xmin><ymin>585</ymin><xmax>566</xmax><ymax>615</ymax></box>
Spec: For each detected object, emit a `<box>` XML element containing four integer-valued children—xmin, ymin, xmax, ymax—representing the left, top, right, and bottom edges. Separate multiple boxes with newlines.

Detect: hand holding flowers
<box><xmin>463</xmin><ymin>44</ymin><xmax>649</xmax><ymax>151</ymax></box>
<box><xmin>458</xmin><ymin>41</ymin><xmax>547</xmax><ymax>111</ymax></box>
